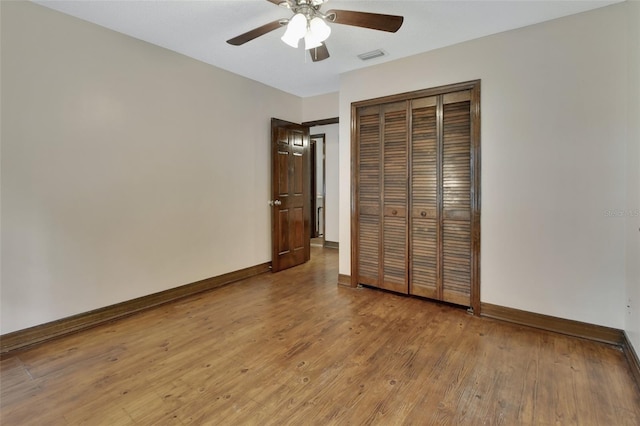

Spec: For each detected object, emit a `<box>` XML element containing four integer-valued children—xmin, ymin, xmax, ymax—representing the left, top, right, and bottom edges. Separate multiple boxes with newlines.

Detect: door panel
<box><xmin>271</xmin><ymin>118</ymin><xmax>310</xmax><ymax>272</ymax></box>
<box><xmin>381</xmin><ymin>102</ymin><xmax>408</xmax><ymax>293</ymax></box>
<box><xmin>293</xmin><ymin>153</ymin><xmax>303</xmax><ymax>194</ymax></box>
<box><xmin>277</xmin><ymin>209</ymin><xmax>290</xmax><ymax>255</ymax></box>
<box><xmin>410</xmin><ymin>97</ymin><xmax>438</xmax><ymax>298</ymax></box>
<box><xmin>277</xmin><ymin>152</ymin><xmax>289</xmax><ymax>195</ymax></box>
<box><xmin>441</xmin><ymin>96</ymin><xmax>472</xmax><ymax>305</ymax></box>
<box><xmin>293</xmin><ymin>207</ymin><xmax>304</xmax><ymax>249</ymax></box>
<box><xmin>356</xmin><ymin>107</ymin><xmax>382</xmax><ymax>286</ymax></box>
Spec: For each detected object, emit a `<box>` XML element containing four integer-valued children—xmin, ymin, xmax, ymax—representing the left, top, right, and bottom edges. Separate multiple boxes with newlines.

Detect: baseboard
<box><xmin>338</xmin><ymin>273</ymin><xmax>352</xmax><ymax>287</ymax></box>
<box><xmin>481</xmin><ymin>303</ymin><xmax>624</xmax><ymax>346</ymax></box>
<box><xmin>0</xmin><ymin>261</ymin><xmax>271</xmax><ymax>355</ymax></box>
<box><xmin>324</xmin><ymin>240</ymin><xmax>339</xmax><ymax>249</ymax></box>
<box><xmin>622</xmin><ymin>331</ymin><xmax>640</xmax><ymax>391</ymax></box>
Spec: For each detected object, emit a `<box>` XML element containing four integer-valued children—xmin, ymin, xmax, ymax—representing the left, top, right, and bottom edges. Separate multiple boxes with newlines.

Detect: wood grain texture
<box><xmin>351</xmin><ymin>81</ymin><xmax>480</xmax><ymax>311</ymax></box>
<box><xmin>226</xmin><ymin>20</ymin><xmax>284</xmax><ymax>46</ymax></box>
<box><xmin>381</xmin><ymin>103</ymin><xmax>409</xmax><ymax>293</ymax></box>
<box><xmin>0</xmin><ymin>262</ymin><xmax>271</xmax><ymax>355</ymax></box>
<box><xmin>271</xmin><ymin>118</ymin><xmax>311</xmax><ymax>272</ymax></box>
<box><xmin>2</xmin><ymin>247</ymin><xmax>639</xmax><ymax>425</ymax></box>
<box><xmin>301</xmin><ymin>117</ymin><xmax>339</xmax><ymax>127</ymax></box>
<box><xmin>481</xmin><ymin>303</ymin><xmax>624</xmax><ymax>345</ymax></box>
<box><xmin>356</xmin><ymin>107</ymin><xmax>382</xmax><ymax>287</ymax></box>
<box><xmin>326</xmin><ymin>9</ymin><xmax>403</xmax><ymax>33</ymax></box>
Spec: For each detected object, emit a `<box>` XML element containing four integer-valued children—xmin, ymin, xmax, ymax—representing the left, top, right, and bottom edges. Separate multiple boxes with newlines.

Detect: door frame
<box><xmin>310</xmin><ymin>133</ymin><xmax>326</xmax><ymax>242</ymax></box>
<box><xmin>303</xmin><ymin>117</ymin><xmax>339</xmax><ymax>247</ymax></box>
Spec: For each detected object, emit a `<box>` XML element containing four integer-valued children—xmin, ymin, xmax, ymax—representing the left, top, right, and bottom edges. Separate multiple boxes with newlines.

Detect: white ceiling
<box><xmin>34</xmin><ymin>0</ymin><xmax>620</xmax><ymax>97</ymax></box>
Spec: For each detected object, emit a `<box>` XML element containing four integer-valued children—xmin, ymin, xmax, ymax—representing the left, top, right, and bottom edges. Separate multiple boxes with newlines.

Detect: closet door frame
<box><xmin>350</xmin><ymin>80</ymin><xmax>481</xmax><ymax>315</ymax></box>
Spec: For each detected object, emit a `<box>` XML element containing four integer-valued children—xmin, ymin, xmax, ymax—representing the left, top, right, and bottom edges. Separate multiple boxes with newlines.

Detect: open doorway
<box><xmin>305</xmin><ymin>120</ymin><xmax>339</xmax><ymax>250</ymax></box>
<box><xmin>310</xmin><ymin>133</ymin><xmax>326</xmax><ymax>247</ymax></box>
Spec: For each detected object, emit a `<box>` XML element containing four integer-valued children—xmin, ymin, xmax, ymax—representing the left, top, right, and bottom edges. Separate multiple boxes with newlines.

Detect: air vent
<box><xmin>358</xmin><ymin>49</ymin><xmax>386</xmax><ymax>61</ymax></box>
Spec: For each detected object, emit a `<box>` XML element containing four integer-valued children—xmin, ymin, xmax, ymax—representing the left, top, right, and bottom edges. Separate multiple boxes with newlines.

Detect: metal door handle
<box><xmin>274</xmin><ymin>200</ymin><xmax>282</xmax><ymax>206</ymax></box>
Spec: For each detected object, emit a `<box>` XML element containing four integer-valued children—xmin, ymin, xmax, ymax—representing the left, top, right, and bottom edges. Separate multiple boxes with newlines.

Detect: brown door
<box><xmin>381</xmin><ymin>101</ymin><xmax>409</xmax><ymax>294</ymax></box>
<box><xmin>352</xmin><ymin>81</ymin><xmax>480</xmax><ymax>314</ymax></box>
<box><xmin>409</xmin><ymin>91</ymin><xmax>474</xmax><ymax>306</ymax></box>
<box><xmin>271</xmin><ymin>118</ymin><xmax>311</xmax><ymax>272</ymax></box>
<box><xmin>354</xmin><ymin>101</ymin><xmax>409</xmax><ymax>294</ymax></box>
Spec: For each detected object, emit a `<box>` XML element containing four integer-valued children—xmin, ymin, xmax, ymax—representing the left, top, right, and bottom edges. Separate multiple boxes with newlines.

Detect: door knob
<box><xmin>270</xmin><ymin>200</ymin><xmax>282</xmax><ymax>206</ymax></box>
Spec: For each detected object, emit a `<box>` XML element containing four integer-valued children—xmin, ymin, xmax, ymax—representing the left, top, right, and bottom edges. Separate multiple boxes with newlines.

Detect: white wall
<box><xmin>302</xmin><ymin>92</ymin><xmax>339</xmax><ymax>122</ymax></box>
<box><xmin>304</xmin><ymin>93</ymin><xmax>340</xmax><ymax>243</ymax></box>
<box><xmin>0</xmin><ymin>1</ymin><xmax>302</xmax><ymax>334</ymax></box>
<box><xmin>310</xmin><ymin>124</ymin><xmax>339</xmax><ymax>243</ymax></box>
<box><xmin>339</xmin><ymin>3</ymin><xmax>631</xmax><ymax>329</ymax></box>
<box><xmin>313</xmin><ymin>135</ymin><xmax>325</xmax><ymax>235</ymax></box>
<box><xmin>626</xmin><ymin>0</ymin><xmax>640</xmax><ymax>353</ymax></box>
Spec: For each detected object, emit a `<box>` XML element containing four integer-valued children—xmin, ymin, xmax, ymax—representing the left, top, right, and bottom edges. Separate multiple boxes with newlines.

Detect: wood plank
<box><xmin>1</xmin><ymin>248</ymin><xmax>639</xmax><ymax>424</ymax></box>
<box><xmin>0</xmin><ymin>262</ymin><xmax>272</xmax><ymax>355</ymax></box>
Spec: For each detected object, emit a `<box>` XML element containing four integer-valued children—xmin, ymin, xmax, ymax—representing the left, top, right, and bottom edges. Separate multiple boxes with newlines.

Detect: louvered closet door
<box><xmin>353</xmin><ymin>81</ymin><xmax>479</xmax><ymax>311</ymax></box>
<box><xmin>441</xmin><ymin>91</ymin><xmax>472</xmax><ymax>305</ymax></box>
<box><xmin>409</xmin><ymin>96</ymin><xmax>438</xmax><ymax>299</ymax></box>
<box><xmin>409</xmin><ymin>91</ymin><xmax>472</xmax><ymax>306</ymax></box>
<box><xmin>381</xmin><ymin>102</ymin><xmax>409</xmax><ymax>294</ymax></box>
<box><xmin>356</xmin><ymin>106</ymin><xmax>382</xmax><ymax>287</ymax></box>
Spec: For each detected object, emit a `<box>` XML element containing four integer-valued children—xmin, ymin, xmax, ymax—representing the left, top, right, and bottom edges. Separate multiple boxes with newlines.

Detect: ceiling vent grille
<box><xmin>358</xmin><ymin>49</ymin><xmax>386</xmax><ymax>61</ymax></box>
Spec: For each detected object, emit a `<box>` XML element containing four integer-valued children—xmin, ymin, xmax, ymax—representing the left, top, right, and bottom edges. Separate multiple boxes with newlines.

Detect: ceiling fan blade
<box><xmin>266</xmin><ymin>0</ymin><xmax>288</xmax><ymax>5</ymax></box>
<box><xmin>226</xmin><ymin>20</ymin><xmax>285</xmax><ymax>46</ymax></box>
<box><xmin>325</xmin><ymin>9</ymin><xmax>404</xmax><ymax>33</ymax></box>
<box><xmin>309</xmin><ymin>43</ymin><xmax>330</xmax><ymax>62</ymax></box>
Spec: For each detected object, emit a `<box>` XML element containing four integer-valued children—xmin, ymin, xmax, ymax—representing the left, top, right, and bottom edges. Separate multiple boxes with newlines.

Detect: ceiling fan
<box><xmin>226</xmin><ymin>0</ymin><xmax>404</xmax><ymax>62</ymax></box>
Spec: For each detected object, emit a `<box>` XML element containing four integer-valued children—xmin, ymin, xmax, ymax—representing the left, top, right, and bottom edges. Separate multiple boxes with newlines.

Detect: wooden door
<box><xmin>354</xmin><ymin>102</ymin><xmax>409</xmax><ymax>294</ymax></box>
<box><xmin>409</xmin><ymin>96</ymin><xmax>439</xmax><ymax>299</ymax></box>
<box><xmin>352</xmin><ymin>80</ymin><xmax>480</xmax><ymax>314</ymax></box>
<box><xmin>381</xmin><ymin>102</ymin><xmax>409</xmax><ymax>294</ymax></box>
<box><xmin>409</xmin><ymin>91</ymin><xmax>474</xmax><ymax>306</ymax></box>
<box><xmin>440</xmin><ymin>91</ymin><xmax>473</xmax><ymax>305</ymax></box>
<box><xmin>355</xmin><ymin>105</ymin><xmax>382</xmax><ymax>287</ymax></box>
<box><xmin>271</xmin><ymin>118</ymin><xmax>310</xmax><ymax>272</ymax></box>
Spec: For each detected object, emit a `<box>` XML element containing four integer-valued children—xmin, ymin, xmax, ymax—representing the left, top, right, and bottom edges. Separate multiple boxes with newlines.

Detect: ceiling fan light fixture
<box><xmin>309</xmin><ymin>17</ymin><xmax>331</xmax><ymax>42</ymax></box>
<box><xmin>281</xmin><ymin>13</ymin><xmax>307</xmax><ymax>47</ymax></box>
<box><xmin>304</xmin><ymin>31</ymin><xmax>322</xmax><ymax>50</ymax></box>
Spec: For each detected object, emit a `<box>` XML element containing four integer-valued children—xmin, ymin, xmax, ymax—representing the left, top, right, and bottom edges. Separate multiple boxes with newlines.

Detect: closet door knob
<box><xmin>421</xmin><ymin>211</ymin><xmax>427</xmax><ymax>217</ymax></box>
<box><xmin>392</xmin><ymin>209</ymin><xmax>397</xmax><ymax>215</ymax></box>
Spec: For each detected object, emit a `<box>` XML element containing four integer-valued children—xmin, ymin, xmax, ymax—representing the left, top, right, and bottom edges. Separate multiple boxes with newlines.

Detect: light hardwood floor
<box><xmin>1</xmin><ymin>247</ymin><xmax>639</xmax><ymax>425</ymax></box>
